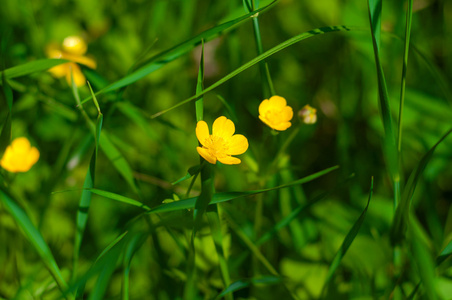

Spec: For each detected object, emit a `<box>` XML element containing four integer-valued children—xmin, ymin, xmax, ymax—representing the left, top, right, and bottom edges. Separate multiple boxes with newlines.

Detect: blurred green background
<box><xmin>1</xmin><ymin>0</ymin><xmax>452</xmax><ymax>299</ymax></box>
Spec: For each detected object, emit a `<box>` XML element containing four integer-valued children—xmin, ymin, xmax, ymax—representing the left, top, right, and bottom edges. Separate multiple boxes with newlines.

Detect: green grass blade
<box><xmin>88</xmin><ymin>166</ymin><xmax>338</xmax><ymax>214</ymax></box>
<box><xmin>99</xmin><ymin>132</ymin><xmax>140</xmax><ymax>195</ymax></box>
<box><xmin>226</xmin><ymin>213</ymin><xmax>279</xmax><ymax>276</ymax></box>
<box><xmin>79</xmin><ymin>1</ymin><xmax>279</xmax><ymax>105</ymax></box>
<box><xmin>195</xmin><ymin>41</ymin><xmax>204</xmax><ymax>122</ymax></box>
<box><xmin>0</xmin><ymin>112</ymin><xmax>11</xmax><ymax>158</ymax></box>
<box><xmin>397</xmin><ymin>0</ymin><xmax>413</xmax><ymax>152</ymax></box>
<box><xmin>436</xmin><ymin>239</ymin><xmax>452</xmax><ymax>266</ymax></box>
<box><xmin>151</xmin><ymin>25</ymin><xmax>358</xmax><ymax>118</ymax></box>
<box><xmin>72</xmin><ymin>82</ymin><xmax>104</xmax><ymax>281</ymax></box>
<box><xmin>409</xmin><ymin>216</ymin><xmax>438</xmax><ymax>300</ymax></box>
<box><xmin>256</xmin><ymin>190</ymin><xmax>329</xmax><ymax>247</ymax></box>
<box><xmin>321</xmin><ymin>177</ymin><xmax>373</xmax><ymax>294</ymax></box>
<box><xmin>64</xmin><ymin>232</ymin><xmax>128</xmax><ymax>298</ymax></box>
<box><xmin>206</xmin><ymin>205</ymin><xmax>233</xmax><ymax>300</ymax></box>
<box><xmin>391</xmin><ymin>129</ymin><xmax>452</xmax><ymax>244</ymax></box>
<box><xmin>88</xmin><ymin>188</ymin><xmax>150</xmax><ymax>210</ymax></box>
<box><xmin>2</xmin><ymin>59</ymin><xmax>69</xmax><ymax>80</ymax></box>
<box><xmin>150</xmin><ymin>165</ymin><xmax>338</xmax><ymax>213</ymax></box>
<box><xmin>367</xmin><ymin>0</ymin><xmax>398</xmax><ymax>181</ymax></box>
<box><xmin>214</xmin><ymin>276</ymin><xmax>281</xmax><ymax>300</ymax></box>
<box><xmin>122</xmin><ymin>233</ymin><xmax>147</xmax><ymax>300</ymax></box>
<box><xmin>1</xmin><ymin>71</ymin><xmax>13</xmax><ymax>110</ymax></box>
<box><xmin>243</xmin><ymin>0</ymin><xmax>275</xmax><ymax>97</ymax></box>
<box><xmin>0</xmin><ymin>189</ymin><xmax>69</xmax><ymax>297</ymax></box>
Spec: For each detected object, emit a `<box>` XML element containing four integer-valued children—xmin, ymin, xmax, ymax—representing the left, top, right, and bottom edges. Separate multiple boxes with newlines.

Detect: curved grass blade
<box><xmin>88</xmin><ymin>188</ymin><xmax>150</xmax><ymax>210</ymax></box>
<box><xmin>243</xmin><ymin>0</ymin><xmax>275</xmax><ymax>97</ymax></box>
<box><xmin>151</xmin><ymin>25</ymin><xmax>358</xmax><ymax>118</ymax></box>
<box><xmin>122</xmin><ymin>233</ymin><xmax>147</xmax><ymax>300</ymax></box>
<box><xmin>151</xmin><ymin>165</ymin><xmax>338</xmax><ymax>213</ymax></box>
<box><xmin>63</xmin><ymin>232</ymin><xmax>128</xmax><ymax>299</ymax></box>
<box><xmin>214</xmin><ymin>276</ymin><xmax>281</xmax><ymax>300</ymax></box>
<box><xmin>2</xmin><ymin>71</ymin><xmax>13</xmax><ymax>110</ymax></box>
<box><xmin>367</xmin><ymin>0</ymin><xmax>398</xmax><ymax>180</ymax></box>
<box><xmin>0</xmin><ymin>189</ymin><xmax>70</xmax><ymax>297</ymax></box>
<box><xmin>391</xmin><ymin>129</ymin><xmax>452</xmax><ymax>244</ymax></box>
<box><xmin>0</xmin><ymin>112</ymin><xmax>11</xmax><ymax>159</ymax></box>
<box><xmin>409</xmin><ymin>216</ymin><xmax>438</xmax><ymax>300</ymax></box>
<box><xmin>397</xmin><ymin>0</ymin><xmax>413</xmax><ymax>152</ymax></box>
<box><xmin>89</xmin><ymin>166</ymin><xmax>338</xmax><ymax>214</ymax></box>
<box><xmin>185</xmin><ymin>45</ymin><xmax>208</xmax><ymax>300</ymax></box>
<box><xmin>2</xmin><ymin>59</ymin><xmax>69</xmax><ymax>80</ymax></box>
<box><xmin>321</xmin><ymin>177</ymin><xmax>373</xmax><ymax>294</ymax></box>
<box><xmin>436</xmin><ymin>239</ymin><xmax>452</xmax><ymax>266</ymax></box>
<box><xmin>80</xmin><ymin>1</ymin><xmax>279</xmax><ymax>105</ymax></box>
<box><xmin>72</xmin><ymin>82</ymin><xmax>104</xmax><ymax>282</ymax></box>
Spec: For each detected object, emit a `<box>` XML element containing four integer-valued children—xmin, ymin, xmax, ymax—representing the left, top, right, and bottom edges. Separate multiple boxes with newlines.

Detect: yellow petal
<box><xmin>65</xmin><ymin>63</ymin><xmax>86</xmax><ymax>87</ymax></box>
<box><xmin>63</xmin><ymin>53</ymin><xmax>97</xmax><ymax>69</ymax></box>
<box><xmin>26</xmin><ymin>147</ymin><xmax>40</xmax><ymax>169</ymax></box>
<box><xmin>12</xmin><ymin>137</ymin><xmax>31</xmax><ymax>154</ymax></box>
<box><xmin>273</xmin><ymin>121</ymin><xmax>292</xmax><ymax>131</ymax></box>
<box><xmin>269</xmin><ymin>95</ymin><xmax>287</xmax><ymax>109</ymax></box>
<box><xmin>228</xmin><ymin>134</ymin><xmax>248</xmax><ymax>155</ymax></box>
<box><xmin>197</xmin><ymin>147</ymin><xmax>217</xmax><ymax>164</ymax></box>
<box><xmin>196</xmin><ymin>121</ymin><xmax>210</xmax><ymax>146</ymax></box>
<box><xmin>212</xmin><ymin>116</ymin><xmax>235</xmax><ymax>139</ymax></box>
<box><xmin>258</xmin><ymin>99</ymin><xmax>271</xmax><ymax>116</ymax></box>
<box><xmin>48</xmin><ymin>63</ymin><xmax>69</xmax><ymax>78</ymax></box>
<box><xmin>217</xmin><ymin>155</ymin><xmax>241</xmax><ymax>165</ymax></box>
<box><xmin>259</xmin><ymin>115</ymin><xmax>274</xmax><ymax>129</ymax></box>
<box><xmin>281</xmin><ymin>106</ymin><xmax>294</xmax><ymax>122</ymax></box>
<box><xmin>63</xmin><ymin>36</ymin><xmax>87</xmax><ymax>56</ymax></box>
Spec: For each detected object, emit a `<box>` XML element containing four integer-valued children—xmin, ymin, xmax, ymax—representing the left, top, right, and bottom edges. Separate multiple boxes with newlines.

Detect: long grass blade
<box><xmin>2</xmin><ymin>59</ymin><xmax>69</xmax><ymax>80</ymax></box>
<box><xmin>0</xmin><ymin>189</ymin><xmax>70</xmax><ymax>297</ymax></box>
<box><xmin>391</xmin><ymin>129</ymin><xmax>452</xmax><ymax>244</ymax></box>
<box><xmin>409</xmin><ymin>216</ymin><xmax>438</xmax><ymax>300</ymax></box>
<box><xmin>321</xmin><ymin>177</ymin><xmax>373</xmax><ymax>294</ymax></box>
<box><xmin>436</xmin><ymin>239</ymin><xmax>452</xmax><ymax>266</ymax></box>
<box><xmin>72</xmin><ymin>82</ymin><xmax>104</xmax><ymax>281</ymax></box>
<box><xmin>79</xmin><ymin>1</ymin><xmax>279</xmax><ymax>105</ymax></box>
<box><xmin>89</xmin><ymin>166</ymin><xmax>339</xmax><ymax>213</ymax></box>
<box><xmin>151</xmin><ymin>25</ymin><xmax>358</xmax><ymax>118</ymax></box>
<box><xmin>214</xmin><ymin>276</ymin><xmax>281</xmax><ymax>300</ymax></box>
<box><xmin>397</xmin><ymin>0</ymin><xmax>414</xmax><ymax>152</ymax></box>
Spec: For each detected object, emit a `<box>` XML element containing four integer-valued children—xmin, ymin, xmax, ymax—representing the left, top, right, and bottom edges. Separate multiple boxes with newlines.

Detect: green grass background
<box><xmin>1</xmin><ymin>0</ymin><xmax>452</xmax><ymax>299</ymax></box>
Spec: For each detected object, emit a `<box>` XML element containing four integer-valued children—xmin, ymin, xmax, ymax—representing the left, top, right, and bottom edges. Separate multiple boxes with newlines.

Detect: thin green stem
<box><xmin>397</xmin><ymin>0</ymin><xmax>413</xmax><ymax>153</ymax></box>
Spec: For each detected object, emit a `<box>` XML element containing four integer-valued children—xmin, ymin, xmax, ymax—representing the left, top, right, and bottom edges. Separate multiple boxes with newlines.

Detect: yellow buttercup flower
<box><xmin>298</xmin><ymin>104</ymin><xmax>317</xmax><ymax>124</ymax></box>
<box><xmin>258</xmin><ymin>95</ymin><xmax>293</xmax><ymax>131</ymax></box>
<box><xmin>196</xmin><ymin>116</ymin><xmax>248</xmax><ymax>165</ymax></box>
<box><xmin>46</xmin><ymin>36</ymin><xmax>96</xmax><ymax>87</ymax></box>
<box><xmin>1</xmin><ymin>137</ymin><xmax>40</xmax><ymax>173</ymax></box>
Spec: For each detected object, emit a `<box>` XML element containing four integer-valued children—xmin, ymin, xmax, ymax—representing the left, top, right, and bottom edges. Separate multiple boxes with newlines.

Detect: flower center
<box><xmin>204</xmin><ymin>135</ymin><xmax>229</xmax><ymax>156</ymax></box>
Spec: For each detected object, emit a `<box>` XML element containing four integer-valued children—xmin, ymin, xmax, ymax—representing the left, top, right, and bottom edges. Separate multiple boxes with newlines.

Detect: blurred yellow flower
<box><xmin>298</xmin><ymin>104</ymin><xmax>317</xmax><ymax>124</ymax></box>
<box><xmin>1</xmin><ymin>137</ymin><xmax>40</xmax><ymax>173</ymax></box>
<box><xmin>46</xmin><ymin>36</ymin><xmax>96</xmax><ymax>87</ymax></box>
<box><xmin>258</xmin><ymin>95</ymin><xmax>293</xmax><ymax>131</ymax></box>
<box><xmin>196</xmin><ymin>116</ymin><xmax>248</xmax><ymax>165</ymax></box>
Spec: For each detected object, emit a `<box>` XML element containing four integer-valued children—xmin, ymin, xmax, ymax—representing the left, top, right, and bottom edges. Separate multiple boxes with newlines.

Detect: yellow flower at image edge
<box><xmin>1</xmin><ymin>137</ymin><xmax>40</xmax><ymax>173</ymax></box>
<box><xmin>196</xmin><ymin>116</ymin><xmax>248</xmax><ymax>165</ymax></box>
<box><xmin>259</xmin><ymin>95</ymin><xmax>293</xmax><ymax>131</ymax></box>
<box><xmin>46</xmin><ymin>36</ymin><xmax>96</xmax><ymax>87</ymax></box>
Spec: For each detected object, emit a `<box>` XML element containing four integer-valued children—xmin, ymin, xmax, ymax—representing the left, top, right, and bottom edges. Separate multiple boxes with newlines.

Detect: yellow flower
<box><xmin>298</xmin><ymin>104</ymin><xmax>317</xmax><ymax>124</ymax></box>
<box><xmin>1</xmin><ymin>137</ymin><xmax>40</xmax><ymax>173</ymax></box>
<box><xmin>258</xmin><ymin>95</ymin><xmax>293</xmax><ymax>131</ymax></box>
<box><xmin>46</xmin><ymin>36</ymin><xmax>96</xmax><ymax>87</ymax></box>
<box><xmin>196</xmin><ymin>116</ymin><xmax>248</xmax><ymax>165</ymax></box>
